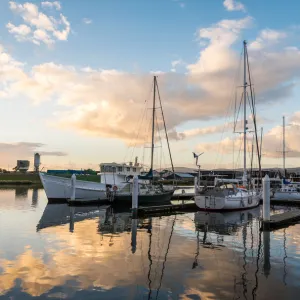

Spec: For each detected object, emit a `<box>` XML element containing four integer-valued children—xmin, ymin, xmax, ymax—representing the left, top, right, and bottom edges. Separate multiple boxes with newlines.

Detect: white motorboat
<box><xmin>271</xmin><ymin>186</ymin><xmax>300</xmax><ymax>201</ymax></box>
<box><xmin>194</xmin><ymin>41</ymin><xmax>261</xmax><ymax>212</ymax></box>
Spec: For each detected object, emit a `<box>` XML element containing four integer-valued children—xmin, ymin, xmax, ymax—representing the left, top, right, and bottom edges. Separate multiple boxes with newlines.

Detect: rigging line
<box><xmin>246</xmin><ymin>45</ymin><xmax>261</xmax><ymax>181</ymax></box>
<box><xmin>155</xmin><ymin>78</ymin><xmax>176</xmax><ymax>183</ymax></box>
<box><xmin>126</xmin><ymin>82</ymin><xmax>153</xmax><ymax>164</ymax></box>
<box><xmin>234</xmin><ymin>91</ymin><xmax>244</xmax><ymax>133</ymax></box>
<box><xmin>154</xmin><ymin>110</ymin><xmax>163</xmax><ymax>171</ymax></box>
<box><xmin>234</xmin><ymin>134</ymin><xmax>243</xmax><ymax>171</ymax></box>
<box><xmin>214</xmin><ymin>49</ymin><xmax>244</xmax><ymax>169</ymax></box>
<box><xmin>250</xmin><ymin>134</ymin><xmax>254</xmax><ymax>179</ymax></box>
<box><xmin>155</xmin><ymin>215</ymin><xmax>177</xmax><ymax>300</ymax></box>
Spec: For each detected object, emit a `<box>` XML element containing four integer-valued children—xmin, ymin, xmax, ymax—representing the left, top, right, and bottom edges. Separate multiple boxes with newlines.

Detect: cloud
<box><xmin>1</xmin><ymin>14</ymin><xmax>300</xmax><ymax>147</ymax></box>
<box><xmin>6</xmin><ymin>23</ymin><xmax>31</xmax><ymax>42</ymax></box>
<box><xmin>171</xmin><ymin>59</ymin><xmax>184</xmax><ymax>72</ymax></box>
<box><xmin>249</xmin><ymin>29</ymin><xmax>287</xmax><ymax>50</ymax></box>
<box><xmin>41</xmin><ymin>1</ymin><xmax>61</xmax><ymax>10</ymax></box>
<box><xmin>7</xmin><ymin>1</ymin><xmax>70</xmax><ymax>46</ymax></box>
<box><xmin>195</xmin><ymin>113</ymin><xmax>300</xmax><ymax>167</ymax></box>
<box><xmin>223</xmin><ymin>0</ymin><xmax>246</xmax><ymax>12</ymax></box>
<box><xmin>82</xmin><ymin>18</ymin><xmax>92</xmax><ymax>25</ymax></box>
<box><xmin>0</xmin><ymin>142</ymin><xmax>67</xmax><ymax>168</ymax></box>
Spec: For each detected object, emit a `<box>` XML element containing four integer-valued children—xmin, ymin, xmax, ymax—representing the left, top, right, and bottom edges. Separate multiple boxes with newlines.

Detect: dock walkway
<box><xmin>264</xmin><ymin>210</ymin><xmax>300</xmax><ymax>230</ymax></box>
<box><xmin>135</xmin><ymin>202</ymin><xmax>197</xmax><ymax>216</ymax></box>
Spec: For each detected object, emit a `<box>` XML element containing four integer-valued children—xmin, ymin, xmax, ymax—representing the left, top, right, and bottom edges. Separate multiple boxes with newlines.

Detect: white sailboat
<box><xmin>271</xmin><ymin>116</ymin><xmax>300</xmax><ymax>201</ymax></box>
<box><xmin>195</xmin><ymin>40</ymin><xmax>261</xmax><ymax>211</ymax></box>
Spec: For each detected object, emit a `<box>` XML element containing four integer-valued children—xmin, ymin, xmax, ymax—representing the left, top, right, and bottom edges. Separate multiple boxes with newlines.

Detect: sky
<box><xmin>1</xmin><ymin>0</ymin><xmax>300</xmax><ymax>171</ymax></box>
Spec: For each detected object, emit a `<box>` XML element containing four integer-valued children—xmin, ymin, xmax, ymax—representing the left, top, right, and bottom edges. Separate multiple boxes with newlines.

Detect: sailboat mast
<box><xmin>243</xmin><ymin>40</ymin><xmax>247</xmax><ymax>186</ymax></box>
<box><xmin>283</xmin><ymin>116</ymin><xmax>286</xmax><ymax>177</ymax></box>
<box><xmin>150</xmin><ymin>76</ymin><xmax>156</xmax><ymax>172</ymax></box>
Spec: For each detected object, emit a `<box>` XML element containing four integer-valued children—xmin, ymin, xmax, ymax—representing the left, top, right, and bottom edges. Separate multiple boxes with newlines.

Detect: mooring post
<box><xmin>263</xmin><ymin>230</ymin><xmax>271</xmax><ymax>277</ymax></box>
<box><xmin>263</xmin><ymin>174</ymin><xmax>270</xmax><ymax>230</ymax></box>
<box><xmin>132</xmin><ymin>175</ymin><xmax>139</xmax><ymax>218</ymax></box>
<box><xmin>194</xmin><ymin>176</ymin><xmax>198</xmax><ymax>196</ymax></box>
<box><xmin>69</xmin><ymin>206</ymin><xmax>75</xmax><ymax>232</ymax></box>
<box><xmin>71</xmin><ymin>174</ymin><xmax>76</xmax><ymax>201</ymax></box>
<box><xmin>131</xmin><ymin>218</ymin><xmax>137</xmax><ymax>254</ymax></box>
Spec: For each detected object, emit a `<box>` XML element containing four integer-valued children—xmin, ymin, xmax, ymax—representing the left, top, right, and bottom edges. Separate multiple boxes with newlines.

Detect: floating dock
<box><xmin>135</xmin><ymin>202</ymin><xmax>197</xmax><ymax>217</ymax></box>
<box><xmin>263</xmin><ymin>210</ymin><xmax>300</xmax><ymax>230</ymax></box>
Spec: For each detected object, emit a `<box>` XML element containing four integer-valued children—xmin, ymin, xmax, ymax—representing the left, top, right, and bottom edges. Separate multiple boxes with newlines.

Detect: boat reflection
<box><xmin>194</xmin><ymin>206</ymin><xmax>261</xmax><ymax>235</ymax></box>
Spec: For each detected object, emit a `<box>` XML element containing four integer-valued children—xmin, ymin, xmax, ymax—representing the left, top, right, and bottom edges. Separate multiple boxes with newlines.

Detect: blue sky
<box><xmin>1</xmin><ymin>0</ymin><xmax>300</xmax><ymax>171</ymax></box>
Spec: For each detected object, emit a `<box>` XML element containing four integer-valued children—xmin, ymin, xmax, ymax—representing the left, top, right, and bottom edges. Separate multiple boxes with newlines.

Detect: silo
<box><xmin>34</xmin><ymin>153</ymin><xmax>41</xmax><ymax>172</ymax></box>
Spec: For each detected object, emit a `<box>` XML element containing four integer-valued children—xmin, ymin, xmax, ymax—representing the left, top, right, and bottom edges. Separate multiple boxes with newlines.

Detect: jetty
<box><xmin>263</xmin><ymin>210</ymin><xmax>300</xmax><ymax>230</ymax></box>
<box><xmin>134</xmin><ymin>202</ymin><xmax>197</xmax><ymax>217</ymax></box>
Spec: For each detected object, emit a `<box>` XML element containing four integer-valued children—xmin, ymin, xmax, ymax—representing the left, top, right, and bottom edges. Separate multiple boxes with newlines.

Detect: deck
<box><xmin>134</xmin><ymin>202</ymin><xmax>197</xmax><ymax>217</ymax></box>
<box><xmin>263</xmin><ymin>210</ymin><xmax>300</xmax><ymax>230</ymax></box>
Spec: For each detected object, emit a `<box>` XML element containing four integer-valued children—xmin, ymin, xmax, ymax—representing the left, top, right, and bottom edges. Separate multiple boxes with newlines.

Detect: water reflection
<box><xmin>0</xmin><ymin>189</ymin><xmax>300</xmax><ymax>299</ymax></box>
<box><xmin>15</xmin><ymin>186</ymin><xmax>29</xmax><ymax>199</ymax></box>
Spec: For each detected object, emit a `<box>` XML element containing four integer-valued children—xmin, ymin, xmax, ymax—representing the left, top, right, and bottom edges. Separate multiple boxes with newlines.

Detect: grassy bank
<box><xmin>0</xmin><ymin>173</ymin><xmax>101</xmax><ymax>184</ymax></box>
<box><xmin>0</xmin><ymin>173</ymin><xmax>40</xmax><ymax>184</ymax></box>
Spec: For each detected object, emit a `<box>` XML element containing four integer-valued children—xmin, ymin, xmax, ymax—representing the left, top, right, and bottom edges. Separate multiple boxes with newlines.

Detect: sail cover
<box><xmin>138</xmin><ymin>169</ymin><xmax>153</xmax><ymax>180</ymax></box>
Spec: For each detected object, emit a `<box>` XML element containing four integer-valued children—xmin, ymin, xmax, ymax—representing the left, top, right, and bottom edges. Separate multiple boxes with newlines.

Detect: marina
<box><xmin>1</xmin><ymin>0</ymin><xmax>300</xmax><ymax>299</ymax></box>
<box><xmin>1</xmin><ymin>187</ymin><xmax>300</xmax><ymax>299</ymax></box>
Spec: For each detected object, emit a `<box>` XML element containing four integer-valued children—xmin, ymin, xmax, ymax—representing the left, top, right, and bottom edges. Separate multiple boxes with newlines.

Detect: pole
<box><xmin>194</xmin><ymin>176</ymin><xmax>198</xmax><ymax>196</ymax></box>
<box><xmin>131</xmin><ymin>218</ymin><xmax>137</xmax><ymax>253</ymax></box>
<box><xmin>150</xmin><ymin>76</ymin><xmax>156</xmax><ymax>174</ymax></box>
<box><xmin>132</xmin><ymin>175</ymin><xmax>139</xmax><ymax>218</ymax></box>
<box><xmin>263</xmin><ymin>230</ymin><xmax>271</xmax><ymax>277</ymax></box>
<box><xmin>263</xmin><ymin>174</ymin><xmax>270</xmax><ymax>229</ymax></box>
<box><xmin>69</xmin><ymin>206</ymin><xmax>75</xmax><ymax>232</ymax></box>
<box><xmin>243</xmin><ymin>40</ymin><xmax>247</xmax><ymax>186</ymax></box>
<box><xmin>283</xmin><ymin>116</ymin><xmax>286</xmax><ymax>178</ymax></box>
<box><xmin>71</xmin><ymin>174</ymin><xmax>76</xmax><ymax>201</ymax></box>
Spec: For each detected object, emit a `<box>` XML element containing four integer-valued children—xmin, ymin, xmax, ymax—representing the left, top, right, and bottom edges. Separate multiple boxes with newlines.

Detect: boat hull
<box><xmin>114</xmin><ymin>190</ymin><xmax>174</xmax><ymax>205</ymax></box>
<box><xmin>272</xmin><ymin>191</ymin><xmax>300</xmax><ymax>201</ymax></box>
<box><xmin>195</xmin><ymin>193</ymin><xmax>260</xmax><ymax>212</ymax></box>
<box><xmin>39</xmin><ymin>173</ymin><xmax>107</xmax><ymax>202</ymax></box>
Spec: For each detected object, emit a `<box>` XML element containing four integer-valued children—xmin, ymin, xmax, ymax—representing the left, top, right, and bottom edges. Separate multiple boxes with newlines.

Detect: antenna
<box><xmin>193</xmin><ymin>152</ymin><xmax>204</xmax><ymax>168</ymax></box>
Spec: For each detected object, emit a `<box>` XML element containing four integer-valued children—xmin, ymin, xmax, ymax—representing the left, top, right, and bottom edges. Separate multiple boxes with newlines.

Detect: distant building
<box><xmin>165</xmin><ymin>173</ymin><xmax>195</xmax><ymax>181</ymax></box>
<box><xmin>13</xmin><ymin>160</ymin><xmax>30</xmax><ymax>172</ymax></box>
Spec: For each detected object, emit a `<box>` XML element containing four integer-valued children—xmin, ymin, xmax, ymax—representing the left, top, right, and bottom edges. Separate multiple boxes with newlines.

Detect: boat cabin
<box><xmin>99</xmin><ymin>159</ymin><xmax>143</xmax><ymax>186</ymax></box>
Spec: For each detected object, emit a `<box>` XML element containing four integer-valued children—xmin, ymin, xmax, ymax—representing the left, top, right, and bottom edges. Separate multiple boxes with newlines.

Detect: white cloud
<box><xmin>1</xmin><ymin>13</ymin><xmax>300</xmax><ymax>148</ymax></box>
<box><xmin>6</xmin><ymin>23</ymin><xmax>31</xmax><ymax>41</ymax></box>
<box><xmin>41</xmin><ymin>1</ymin><xmax>61</xmax><ymax>11</ymax></box>
<box><xmin>82</xmin><ymin>18</ymin><xmax>92</xmax><ymax>25</ymax></box>
<box><xmin>249</xmin><ymin>29</ymin><xmax>287</xmax><ymax>50</ymax></box>
<box><xmin>171</xmin><ymin>59</ymin><xmax>184</xmax><ymax>72</ymax></box>
<box><xmin>7</xmin><ymin>1</ymin><xmax>70</xmax><ymax>46</ymax></box>
<box><xmin>223</xmin><ymin>0</ymin><xmax>246</xmax><ymax>12</ymax></box>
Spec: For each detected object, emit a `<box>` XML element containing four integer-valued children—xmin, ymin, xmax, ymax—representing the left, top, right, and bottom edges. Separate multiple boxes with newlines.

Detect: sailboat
<box><xmin>40</xmin><ymin>76</ymin><xmax>174</xmax><ymax>204</ymax></box>
<box><xmin>113</xmin><ymin>76</ymin><xmax>175</xmax><ymax>204</ymax></box>
<box><xmin>194</xmin><ymin>41</ymin><xmax>261</xmax><ymax>211</ymax></box>
<box><xmin>271</xmin><ymin>116</ymin><xmax>300</xmax><ymax>201</ymax></box>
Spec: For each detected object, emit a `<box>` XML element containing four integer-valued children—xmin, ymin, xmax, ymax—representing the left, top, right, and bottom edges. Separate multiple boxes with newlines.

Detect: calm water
<box><xmin>1</xmin><ymin>187</ymin><xmax>300</xmax><ymax>299</ymax></box>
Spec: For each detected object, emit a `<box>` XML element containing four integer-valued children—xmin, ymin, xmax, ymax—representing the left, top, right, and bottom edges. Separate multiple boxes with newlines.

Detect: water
<box><xmin>1</xmin><ymin>187</ymin><xmax>300</xmax><ymax>299</ymax></box>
